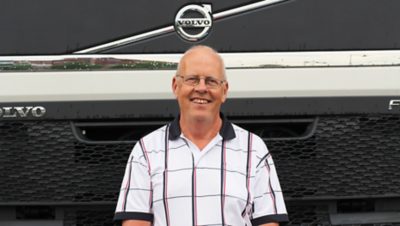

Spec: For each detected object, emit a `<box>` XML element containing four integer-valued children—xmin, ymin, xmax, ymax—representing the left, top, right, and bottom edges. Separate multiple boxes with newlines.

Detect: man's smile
<box><xmin>190</xmin><ymin>98</ymin><xmax>211</xmax><ymax>104</ymax></box>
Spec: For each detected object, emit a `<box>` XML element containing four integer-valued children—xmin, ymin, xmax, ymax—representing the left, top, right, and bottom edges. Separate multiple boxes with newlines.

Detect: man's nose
<box><xmin>194</xmin><ymin>78</ymin><xmax>208</xmax><ymax>91</ymax></box>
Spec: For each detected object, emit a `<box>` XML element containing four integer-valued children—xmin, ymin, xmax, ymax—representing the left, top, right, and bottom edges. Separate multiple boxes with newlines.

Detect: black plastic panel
<box><xmin>0</xmin><ymin>0</ymin><xmax>250</xmax><ymax>55</ymax></box>
<box><xmin>109</xmin><ymin>0</ymin><xmax>400</xmax><ymax>54</ymax></box>
<box><xmin>2</xmin><ymin>0</ymin><xmax>400</xmax><ymax>54</ymax></box>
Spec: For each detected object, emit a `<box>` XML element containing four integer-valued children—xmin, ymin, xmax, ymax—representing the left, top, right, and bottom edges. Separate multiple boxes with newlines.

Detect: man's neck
<box><xmin>179</xmin><ymin>115</ymin><xmax>222</xmax><ymax>150</ymax></box>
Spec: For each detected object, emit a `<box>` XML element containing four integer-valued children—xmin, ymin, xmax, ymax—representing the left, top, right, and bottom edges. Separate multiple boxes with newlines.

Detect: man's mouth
<box><xmin>191</xmin><ymin>98</ymin><xmax>211</xmax><ymax>104</ymax></box>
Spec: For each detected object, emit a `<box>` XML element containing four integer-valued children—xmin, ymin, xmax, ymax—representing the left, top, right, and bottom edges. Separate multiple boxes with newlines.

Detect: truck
<box><xmin>1</xmin><ymin>0</ymin><xmax>400</xmax><ymax>225</ymax></box>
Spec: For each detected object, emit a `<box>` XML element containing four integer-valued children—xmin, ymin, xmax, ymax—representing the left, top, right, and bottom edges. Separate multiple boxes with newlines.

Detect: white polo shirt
<box><xmin>114</xmin><ymin>115</ymin><xmax>288</xmax><ymax>226</ymax></box>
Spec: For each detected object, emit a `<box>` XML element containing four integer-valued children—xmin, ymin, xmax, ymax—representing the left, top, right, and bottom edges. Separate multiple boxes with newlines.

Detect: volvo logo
<box><xmin>389</xmin><ymin>100</ymin><xmax>400</xmax><ymax>110</ymax></box>
<box><xmin>0</xmin><ymin>106</ymin><xmax>46</xmax><ymax>118</ymax></box>
<box><xmin>175</xmin><ymin>4</ymin><xmax>213</xmax><ymax>41</ymax></box>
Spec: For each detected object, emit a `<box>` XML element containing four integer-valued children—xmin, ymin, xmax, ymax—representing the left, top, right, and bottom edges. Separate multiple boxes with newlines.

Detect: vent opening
<box><xmin>16</xmin><ymin>206</ymin><xmax>55</xmax><ymax>220</ymax></box>
<box><xmin>71</xmin><ymin>118</ymin><xmax>317</xmax><ymax>144</ymax></box>
<box><xmin>234</xmin><ymin>118</ymin><xmax>317</xmax><ymax>140</ymax></box>
<box><xmin>337</xmin><ymin>199</ymin><xmax>375</xmax><ymax>213</ymax></box>
<box><xmin>71</xmin><ymin>121</ymin><xmax>169</xmax><ymax>144</ymax></box>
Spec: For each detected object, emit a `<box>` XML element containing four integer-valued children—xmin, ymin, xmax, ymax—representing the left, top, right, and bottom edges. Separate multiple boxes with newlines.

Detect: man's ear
<box><xmin>172</xmin><ymin>76</ymin><xmax>178</xmax><ymax>98</ymax></box>
<box><xmin>221</xmin><ymin>81</ymin><xmax>229</xmax><ymax>103</ymax></box>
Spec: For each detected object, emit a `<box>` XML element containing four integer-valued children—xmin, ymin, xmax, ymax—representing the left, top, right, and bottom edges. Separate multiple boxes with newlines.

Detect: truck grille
<box><xmin>1</xmin><ymin>115</ymin><xmax>400</xmax><ymax>225</ymax></box>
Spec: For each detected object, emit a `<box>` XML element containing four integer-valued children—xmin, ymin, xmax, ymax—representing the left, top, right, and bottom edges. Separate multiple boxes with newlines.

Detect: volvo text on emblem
<box><xmin>0</xmin><ymin>106</ymin><xmax>46</xmax><ymax>118</ymax></box>
<box><xmin>175</xmin><ymin>4</ymin><xmax>213</xmax><ymax>41</ymax></box>
<box><xmin>389</xmin><ymin>100</ymin><xmax>400</xmax><ymax>110</ymax></box>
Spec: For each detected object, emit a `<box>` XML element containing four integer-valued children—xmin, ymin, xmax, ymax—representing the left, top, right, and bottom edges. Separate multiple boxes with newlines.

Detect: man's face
<box><xmin>172</xmin><ymin>48</ymin><xmax>228</xmax><ymax>123</ymax></box>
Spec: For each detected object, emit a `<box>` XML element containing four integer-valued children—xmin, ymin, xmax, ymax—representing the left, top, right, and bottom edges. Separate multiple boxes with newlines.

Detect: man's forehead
<box><xmin>180</xmin><ymin>60</ymin><xmax>223</xmax><ymax>79</ymax></box>
<box><xmin>180</xmin><ymin>49</ymin><xmax>223</xmax><ymax>69</ymax></box>
<box><xmin>176</xmin><ymin>45</ymin><xmax>226</xmax><ymax>79</ymax></box>
<box><xmin>182</xmin><ymin>47</ymin><xmax>220</xmax><ymax>62</ymax></box>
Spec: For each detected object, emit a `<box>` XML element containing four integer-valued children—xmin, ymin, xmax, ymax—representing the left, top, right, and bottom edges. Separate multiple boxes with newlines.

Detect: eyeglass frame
<box><xmin>175</xmin><ymin>75</ymin><xmax>226</xmax><ymax>89</ymax></box>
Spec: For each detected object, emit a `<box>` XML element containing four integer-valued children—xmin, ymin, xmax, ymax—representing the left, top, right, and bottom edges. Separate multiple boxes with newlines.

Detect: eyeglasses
<box><xmin>176</xmin><ymin>75</ymin><xmax>225</xmax><ymax>89</ymax></box>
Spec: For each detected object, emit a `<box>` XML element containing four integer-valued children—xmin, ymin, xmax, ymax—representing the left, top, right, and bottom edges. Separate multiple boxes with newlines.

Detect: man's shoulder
<box><xmin>230</xmin><ymin>123</ymin><xmax>249</xmax><ymax>136</ymax></box>
<box><xmin>230</xmin><ymin>123</ymin><xmax>262</xmax><ymax>140</ymax></box>
<box><xmin>230</xmin><ymin>122</ymin><xmax>268</xmax><ymax>151</ymax></box>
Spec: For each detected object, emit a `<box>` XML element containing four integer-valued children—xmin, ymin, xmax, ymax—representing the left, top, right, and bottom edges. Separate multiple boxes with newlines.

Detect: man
<box><xmin>114</xmin><ymin>45</ymin><xmax>288</xmax><ymax>226</ymax></box>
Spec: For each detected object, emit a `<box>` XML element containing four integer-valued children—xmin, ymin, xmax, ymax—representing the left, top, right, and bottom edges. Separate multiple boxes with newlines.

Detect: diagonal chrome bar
<box><xmin>74</xmin><ymin>26</ymin><xmax>175</xmax><ymax>54</ymax></box>
<box><xmin>74</xmin><ymin>0</ymin><xmax>289</xmax><ymax>54</ymax></box>
<box><xmin>213</xmin><ymin>0</ymin><xmax>289</xmax><ymax>20</ymax></box>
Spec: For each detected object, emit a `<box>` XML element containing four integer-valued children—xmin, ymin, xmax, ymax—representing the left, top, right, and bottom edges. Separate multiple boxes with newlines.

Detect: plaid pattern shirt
<box><xmin>114</xmin><ymin>115</ymin><xmax>288</xmax><ymax>226</ymax></box>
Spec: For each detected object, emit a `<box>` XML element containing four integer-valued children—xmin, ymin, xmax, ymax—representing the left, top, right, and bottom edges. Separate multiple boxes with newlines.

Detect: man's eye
<box><xmin>185</xmin><ymin>77</ymin><xmax>199</xmax><ymax>83</ymax></box>
<box><xmin>206</xmin><ymin>78</ymin><xmax>219</xmax><ymax>86</ymax></box>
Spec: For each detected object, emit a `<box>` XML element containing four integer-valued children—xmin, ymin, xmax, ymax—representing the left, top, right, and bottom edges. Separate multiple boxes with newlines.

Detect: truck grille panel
<box><xmin>1</xmin><ymin>115</ymin><xmax>400</xmax><ymax>203</ymax></box>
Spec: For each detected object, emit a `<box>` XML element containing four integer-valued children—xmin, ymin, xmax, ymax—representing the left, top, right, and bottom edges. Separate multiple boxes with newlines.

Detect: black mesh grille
<box><xmin>272</xmin><ymin>115</ymin><xmax>400</xmax><ymax>199</ymax></box>
<box><xmin>1</xmin><ymin>115</ymin><xmax>400</xmax><ymax>203</ymax></box>
<box><xmin>2</xmin><ymin>115</ymin><xmax>400</xmax><ymax>225</ymax></box>
<box><xmin>0</xmin><ymin>121</ymin><xmax>131</xmax><ymax>203</ymax></box>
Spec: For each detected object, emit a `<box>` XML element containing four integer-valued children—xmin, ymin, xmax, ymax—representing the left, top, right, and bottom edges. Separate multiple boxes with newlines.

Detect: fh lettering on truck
<box><xmin>389</xmin><ymin>100</ymin><xmax>400</xmax><ymax>110</ymax></box>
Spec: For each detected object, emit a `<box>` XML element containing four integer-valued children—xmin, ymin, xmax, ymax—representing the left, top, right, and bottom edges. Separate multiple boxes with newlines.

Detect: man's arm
<box><xmin>122</xmin><ymin>220</ymin><xmax>151</xmax><ymax>226</ymax></box>
<box><xmin>251</xmin><ymin>134</ymin><xmax>289</xmax><ymax>225</ymax></box>
<box><xmin>114</xmin><ymin>143</ymin><xmax>153</xmax><ymax>224</ymax></box>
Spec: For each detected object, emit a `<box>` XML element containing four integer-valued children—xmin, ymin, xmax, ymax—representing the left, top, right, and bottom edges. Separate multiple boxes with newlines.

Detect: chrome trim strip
<box><xmin>2</xmin><ymin>50</ymin><xmax>400</xmax><ymax>72</ymax></box>
<box><xmin>74</xmin><ymin>26</ymin><xmax>175</xmax><ymax>54</ymax></box>
<box><xmin>74</xmin><ymin>0</ymin><xmax>289</xmax><ymax>54</ymax></box>
<box><xmin>213</xmin><ymin>0</ymin><xmax>288</xmax><ymax>20</ymax></box>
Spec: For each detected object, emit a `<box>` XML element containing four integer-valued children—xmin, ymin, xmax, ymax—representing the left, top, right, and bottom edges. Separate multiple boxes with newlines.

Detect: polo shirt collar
<box><xmin>169</xmin><ymin>113</ymin><xmax>236</xmax><ymax>141</ymax></box>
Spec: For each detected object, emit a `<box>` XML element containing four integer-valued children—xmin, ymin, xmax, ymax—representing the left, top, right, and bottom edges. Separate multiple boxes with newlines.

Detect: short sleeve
<box><xmin>114</xmin><ymin>141</ymin><xmax>154</xmax><ymax>223</ymax></box>
<box><xmin>251</xmin><ymin>135</ymin><xmax>289</xmax><ymax>225</ymax></box>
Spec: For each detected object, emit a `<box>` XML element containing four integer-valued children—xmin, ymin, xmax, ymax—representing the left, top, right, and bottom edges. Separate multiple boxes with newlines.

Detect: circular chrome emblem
<box><xmin>175</xmin><ymin>4</ymin><xmax>213</xmax><ymax>42</ymax></box>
